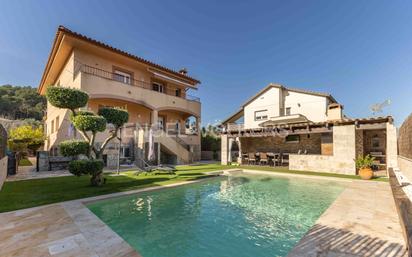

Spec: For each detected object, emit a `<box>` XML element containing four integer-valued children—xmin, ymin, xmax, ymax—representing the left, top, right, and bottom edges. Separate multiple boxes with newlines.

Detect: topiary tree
<box><xmin>46</xmin><ymin>86</ymin><xmax>129</xmax><ymax>186</ymax></box>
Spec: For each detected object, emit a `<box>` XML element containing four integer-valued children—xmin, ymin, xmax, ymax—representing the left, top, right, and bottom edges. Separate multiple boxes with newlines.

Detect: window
<box><xmin>120</xmin><ymin>146</ymin><xmax>131</xmax><ymax>158</ymax></box>
<box><xmin>254</xmin><ymin>110</ymin><xmax>268</xmax><ymax>121</ymax></box>
<box><xmin>152</xmin><ymin>82</ymin><xmax>164</xmax><ymax>93</ymax></box>
<box><xmin>285</xmin><ymin>135</ymin><xmax>300</xmax><ymax>143</ymax></box>
<box><xmin>51</xmin><ymin>120</ymin><xmax>55</xmax><ymax>134</ymax></box>
<box><xmin>55</xmin><ymin>116</ymin><xmax>59</xmax><ymax>132</ymax></box>
<box><xmin>285</xmin><ymin>107</ymin><xmax>291</xmax><ymax>116</ymax></box>
<box><xmin>98</xmin><ymin>104</ymin><xmax>127</xmax><ymax>110</ymax></box>
<box><xmin>175</xmin><ymin>88</ymin><xmax>181</xmax><ymax>97</ymax></box>
<box><xmin>113</xmin><ymin>70</ymin><xmax>132</xmax><ymax>84</ymax></box>
<box><xmin>372</xmin><ymin>135</ymin><xmax>381</xmax><ymax>148</ymax></box>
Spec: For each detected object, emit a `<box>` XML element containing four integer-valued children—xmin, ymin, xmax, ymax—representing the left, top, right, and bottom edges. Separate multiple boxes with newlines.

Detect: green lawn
<box><xmin>0</xmin><ymin>164</ymin><xmax>229</xmax><ymax>213</ymax></box>
<box><xmin>0</xmin><ymin>163</ymin><xmax>387</xmax><ymax>213</ymax></box>
<box><xmin>18</xmin><ymin>158</ymin><xmax>33</xmax><ymax>166</ymax></box>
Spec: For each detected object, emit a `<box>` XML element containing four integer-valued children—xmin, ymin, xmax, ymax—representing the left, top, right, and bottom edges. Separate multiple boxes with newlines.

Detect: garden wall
<box><xmin>0</xmin><ymin>157</ymin><xmax>7</xmax><ymax>190</ymax></box>
<box><xmin>0</xmin><ymin>124</ymin><xmax>6</xmax><ymax>158</ymax></box>
<box><xmin>398</xmin><ymin>113</ymin><xmax>412</xmax><ymax>181</ymax></box>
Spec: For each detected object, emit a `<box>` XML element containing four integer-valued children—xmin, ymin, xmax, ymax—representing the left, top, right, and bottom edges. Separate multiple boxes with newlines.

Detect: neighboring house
<box><xmin>38</xmin><ymin>26</ymin><xmax>201</xmax><ymax>167</ymax></box>
<box><xmin>221</xmin><ymin>83</ymin><xmax>398</xmax><ymax>175</ymax></box>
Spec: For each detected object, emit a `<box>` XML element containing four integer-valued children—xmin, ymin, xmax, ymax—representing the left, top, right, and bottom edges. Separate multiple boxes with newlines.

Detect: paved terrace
<box><xmin>0</xmin><ymin>171</ymin><xmax>407</xmax><ymax>257</ymax></box>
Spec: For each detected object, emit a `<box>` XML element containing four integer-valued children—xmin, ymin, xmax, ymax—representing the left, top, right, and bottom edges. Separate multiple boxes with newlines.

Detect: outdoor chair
<box><xmin>248</xmin><ymin>153</ymin><xmax>256</xmax><ymax>165</ymax></box>
<box><xmin>260</xmin><ymin>153</ymin><xmax>268</xmax><ymax>165</ymax></box>
<box><xmin>242</xmin><ymin>153</ymin><xmax>249</xmax><ymax>164</ymax></box>
<box><xmin>281</xmin><ymin>153</ymin><xmax>289</xmax><ymax>166</ymax></box>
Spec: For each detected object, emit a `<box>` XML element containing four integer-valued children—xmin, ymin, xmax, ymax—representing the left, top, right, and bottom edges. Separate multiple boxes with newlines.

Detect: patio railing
<box><xmin>226</xmin><ymin>123</ymin><xmax>244</xmax><ymax>131</ymax></box>
<box><xmin>77</xmin><ymin>64</ymin><xmax>200</xmax><ymax>103</ymax></box>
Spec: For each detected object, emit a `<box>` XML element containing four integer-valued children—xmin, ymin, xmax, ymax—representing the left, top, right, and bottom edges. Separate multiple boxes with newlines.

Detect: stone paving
<box><xmin>0</xmin><ymin>170</ymin><xmax>407</xmax><ymax>257</ymax></box>
<box><xmin>287</xmin><ymin>180</ymin><xmax>406</xmax><ymax>257</ymax></box>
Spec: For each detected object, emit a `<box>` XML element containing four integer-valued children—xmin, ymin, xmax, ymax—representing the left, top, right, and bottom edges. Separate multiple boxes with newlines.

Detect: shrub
<box><xmin>355</xmin><ymin>154</ymin><xmax>375</xmax><ymax>169</ymax></box>
<box><xmin>74</xmin><ymin>111</ymin><xmax>95</xmax><ymax>117</ymax></box>
<box><xmin>68</xmin><ymin>159</ymin><xmax>104</xmax><ymax>177</ymax></box>
<box><xmin>60</xmin><ymin>140</ymin><xmax>89</xmax><ymax>157</ymax></box>
<box><xmin>98</xmin><ymin>107</ymin><xmax>129</xmax><ymax>127</ymax></box>
<box><xmin>71</xmin><ymin>115</ymin><xmax>106</xmax><ymax>132</ymax></box>
<box><xmin>46</xmin><ymin>87</ymin><xmax>88</xmax><ymax>110</ymax></box>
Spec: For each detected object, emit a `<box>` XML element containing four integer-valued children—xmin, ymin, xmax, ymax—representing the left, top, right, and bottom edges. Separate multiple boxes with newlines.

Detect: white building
<box><xmin>223</xmin><ymin>83</ymin><xmax>339</xmax><ymax>129</ymax></box>
<box><xmin>221</xmin><ymin>83</ymin><xmax>397</xmax><ymax>175</ymax></box>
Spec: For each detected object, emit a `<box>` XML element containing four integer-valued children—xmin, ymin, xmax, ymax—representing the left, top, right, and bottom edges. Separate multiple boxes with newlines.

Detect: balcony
<box><xmin>226</xmin><ymin>123</ymin><xmax>244</xmax><ymax>132</ymax></box>
<box><xmin>76</xmin><ymin>64</ymin><xmax>201</xmax><ymax>116</ymax></box>
<box><xmin>77</xmin><ymin>64</ymin><xmax>200</xmax><ymax>102</ymax></box>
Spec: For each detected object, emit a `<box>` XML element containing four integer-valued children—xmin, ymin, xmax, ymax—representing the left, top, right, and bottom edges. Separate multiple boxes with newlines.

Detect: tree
<box><xmin>201</xmin><ymin>126</ymin><xmax>221</xmax><ymax>160</ymax></box>
<box><xmin>46</xmin><ymin>86</ymin><xmax>129</xmax><ymax>186</ymax></box>
<box><xmin>0</xmin><ymin>85</ymin><xmax>46</xmax><ymax>120</ymax></box>
<box><xmin>8</xmin><ymin>125</ymin><xmax>44</xmax><ymax>169</ymax></box>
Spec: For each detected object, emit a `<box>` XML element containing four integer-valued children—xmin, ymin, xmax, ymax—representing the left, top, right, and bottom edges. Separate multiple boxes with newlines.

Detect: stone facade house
<box><xmin>221</xmin><ymin>83</ymin><xmax>398</xmax><ymax>175</ymax></box>
<box><xmin>38</xmin><ymin>26</ymin><xmax>201</xmax><ymax>167</ymax></box>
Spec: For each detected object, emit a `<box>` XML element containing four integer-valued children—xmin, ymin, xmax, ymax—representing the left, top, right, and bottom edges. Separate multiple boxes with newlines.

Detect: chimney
<box><xmin>179</xmin><ymin>68</ymin><xmax>188</xmax><ymax>75</ymax></box>
<box><xmin>327</xmin><ymin>103</ymin><xmax>344</xmax><ymax>121</ymax></box>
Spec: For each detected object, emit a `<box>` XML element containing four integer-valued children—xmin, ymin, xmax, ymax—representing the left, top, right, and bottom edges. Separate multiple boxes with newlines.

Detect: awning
<box><xmin>148</xmin><ymin>69</ymin><xmax>198</xmax><ymax>89</ymax></box>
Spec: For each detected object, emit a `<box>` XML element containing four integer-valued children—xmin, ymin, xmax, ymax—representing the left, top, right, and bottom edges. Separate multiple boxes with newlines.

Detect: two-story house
<box><xmin>222</xmin><ymin>83</ymin><xmax>338</xmax><ymax>129</ymax></box>
<box><xmin>38</xmin><ymin>26</ymin><xmax>201</xmax><ymax>166</ymax></box>
<box><xmin>221</xmin><ymin>83</ymin><xmax>398</xmax><ymax>175</ymax></box>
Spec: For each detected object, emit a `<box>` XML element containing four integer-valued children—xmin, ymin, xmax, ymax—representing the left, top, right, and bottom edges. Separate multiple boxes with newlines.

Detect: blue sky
<box><xmin>0</xmin><ymin>0</ymin><xmax>411</xmax><ymax>126</ymax></box>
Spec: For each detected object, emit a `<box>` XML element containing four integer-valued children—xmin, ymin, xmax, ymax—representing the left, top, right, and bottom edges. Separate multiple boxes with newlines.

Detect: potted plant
<box><xmin>355</xmin><ymin>154</ymin><xmax>375</xmax><ymax>180</ymax></box>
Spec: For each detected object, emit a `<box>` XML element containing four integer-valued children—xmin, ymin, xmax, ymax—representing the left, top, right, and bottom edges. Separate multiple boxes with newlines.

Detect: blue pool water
<box><xmin>87</xmin><ymin>174</ymin><xmax>344</xmax><ymax>257</ymax></box>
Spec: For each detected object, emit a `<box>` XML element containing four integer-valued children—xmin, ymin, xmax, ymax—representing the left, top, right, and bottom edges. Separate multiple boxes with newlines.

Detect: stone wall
<box><xmin>289</xmin><ymin>125</ymin><xmax>357</xmax><ymax>175</ymax></box>
<box><xmin>201</xmin><ymin>151</ymin><xmax>221</xmax><ymax>161</ymax></box>
<box><xmin>0</xmin><ymin>124</ymin><xmax>6</xmax><ymax>159</ymax></box>
<box><xmin>399</xmin><ymin>113</ymin><xmax>412</xmax><ymax>159</ymax></box>
<box><xmin>289</xmin><ymin>154</ymin><xmax>354</xmax><ymax>174</ymax></box>
<box><xmin>221</xmin><ymin>135</ymin><xmax>228</xmax><ymax>165</ymax></box>
<box><xmin>398</xmin><ymin>114</ymin><xmax>412</xmax><ymax>177</ymax></box>
<box><xmin>386</xmin><ymin>122</ymin><xmax>398</xmax><ymax>168</ymax></box>
<box><xmin>355</xmin><ymin>129</ymin><xmax>364</xmax><ymax>158</ymax></box>
<box><xmin>398</xmin><ymin>156</ymin><xmax>412</xmax><ymax>182</ymax></box>
<box><xmin>239</xmin><ymin>133</ymin><xmax>322</xmax><ymax>154</ymax></box>
<box><xmin>0</xmin><ymin>157</ymin><xmax>7</xmax><ymax>190</ymax></box>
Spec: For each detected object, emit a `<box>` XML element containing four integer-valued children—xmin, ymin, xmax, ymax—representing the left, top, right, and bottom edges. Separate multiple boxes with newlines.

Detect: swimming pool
<box><xmin>87</xmin><ymin>174</ymin><xmax>344</xmax><ymax>257</ymax></box>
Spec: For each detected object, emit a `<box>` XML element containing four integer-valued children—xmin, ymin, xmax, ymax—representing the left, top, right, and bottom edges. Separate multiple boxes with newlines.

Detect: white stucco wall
<box><xmin>243</xmin><ymin>87</ymin><xmax>329</xmax><ymax>129</ymax></box>
<box><xmin>244</xmin><ymin>87</ymin><xmax>280</xmax><ymax>129</ymax></box>
<box><xmin>284</xmin><ymin>91</ymin><xmax>328</xmax><ymax>122</ymax></box>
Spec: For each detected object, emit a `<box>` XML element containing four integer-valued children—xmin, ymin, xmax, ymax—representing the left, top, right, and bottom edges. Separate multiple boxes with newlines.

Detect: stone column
<box><xmin>228</xmin><ymin>137</ymin><xmax>234</xmax><ymax>163</ymax></box>
<box><xmin>221</xmin><ymin>134</ymin><xmax>229</xmax><ymax>165</ymax></box>
<box><xmin>134</xmin><ymin>127</ymin><xmax>146</xmax><ymax>168</ymax></box>
<box><xmin>386</xmin><ymin>122</ymin><xmax>398</xmax><ymax>169</ymax></box>
<box><xmin>236</xmin><ymin>137</ymin><xmax>242</xmax><ymax>164</ymax></box>
<box><xmin>151</xmin><ymin>110</ymin><xmax>158</xmax><ymax>127</ymax></box>
<box><xmin>333</xmin><ymin>125</ymin><xmax>357</xmax><ymax>174</ymax></box>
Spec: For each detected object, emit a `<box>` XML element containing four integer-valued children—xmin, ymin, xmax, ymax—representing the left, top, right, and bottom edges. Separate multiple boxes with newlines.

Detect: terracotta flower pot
<box><xmin>359</xmin><ymin>167</ymin><xmax>373</xmax><ymax>180</ymax></box>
